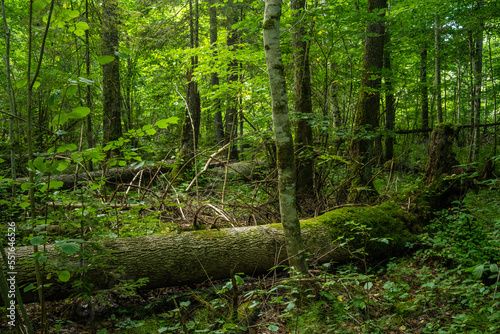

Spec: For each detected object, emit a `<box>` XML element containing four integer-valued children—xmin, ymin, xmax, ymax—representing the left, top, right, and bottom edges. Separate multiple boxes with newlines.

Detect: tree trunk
<box><xmin>210</xmin><ymin>0</ymin><xmax>224</xmax><ymax>145</ymax></box>
<box><xmin>102</xmin><ymin>0</ymin><xmax>123</xmax><ymax>149</ymax></box>
<box><xmin>348</xmin><ymin>0</ymin><xmax>386</xmax><ymax>203</ymax></box>
<box><xmin>263</xmin><ymin>0</ymin><xmax>307</xmax><ymax>274</ymax></box>
<box><xmin>291</xmin><ymin>0</ymin><xmax>315</xmax><ymax>201</ymax></box>
<box><xmin>470</xmin><ymin>1</ymin><xmax>483</xmax><ymax>163</ymax></box>
<box><xmin>434</xmin><ymin>14</ymin><xmax>443</xmax><ymax>124</ymax></box>
<box><xmin>85</xmin><ymin>0</ymin><xmax>94</xmax><ymax>151</ymax></box>
<box><xmin>420</xmin><ymin>46</ymin><xmax>429</xmax><ymax>136</ymax></box>
<box><xmin>1</xmin><ymin>0</ymin><xmax>17</xmax><ymax>195</ymax></box>
<box><xmin>224</xmin><ymin>2</ymin><xmax>239</xmax><ymax>160</ymax></box>
<box><xmin>174</xmin><ymin>0</ymin><xmax>201</xmax><ymax>176</ymax></box>
<box><xmin>4</xmin><ymin>202</ymin><xmax>417</xmax><ymax>304</ymax></box>
<box><xmin>384</xmin><ymin>25</ymin><xmax>395</xmax><ymax>162</ymax></box>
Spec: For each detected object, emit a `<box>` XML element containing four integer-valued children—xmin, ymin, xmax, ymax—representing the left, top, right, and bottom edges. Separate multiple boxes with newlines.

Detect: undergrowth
<box><xmin>56</xmin><ymin>185</ymin><xmax>499</xmax><ymax>334</ymax></box>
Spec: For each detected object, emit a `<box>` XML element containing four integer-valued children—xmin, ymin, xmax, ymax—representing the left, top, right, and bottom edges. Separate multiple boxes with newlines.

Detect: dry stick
<box><xmin>185</xmin><ymin>142</ymin><xmax>231</xmax><ymax>192</ymax></box>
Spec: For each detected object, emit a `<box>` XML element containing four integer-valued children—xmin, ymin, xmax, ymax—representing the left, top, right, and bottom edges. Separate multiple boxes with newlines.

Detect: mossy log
<box><xmin>2</xmin><ymin>202</ymin><xmax>416</xmax><ymax>304</ymax></box>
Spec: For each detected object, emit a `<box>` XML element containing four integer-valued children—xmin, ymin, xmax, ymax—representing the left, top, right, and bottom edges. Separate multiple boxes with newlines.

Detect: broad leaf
<box><xmin>61</xmin><ymin>243</ymin><xmax>80</xmax><ymax>255</ymax></box>
<box><xmin>58</xmin><ymin>270</ymin><xmax>71</xmax><ymax>282</ymax></box>
<box><xmin>98</xmin><ymin>55</ymin><xmax>115</xmax><ymax>65</ymax></box>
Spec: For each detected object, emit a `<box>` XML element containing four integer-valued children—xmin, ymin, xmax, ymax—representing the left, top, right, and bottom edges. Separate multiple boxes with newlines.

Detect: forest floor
<box><xmin>2</xmin><ymin>179</ymin><xmax>500</xmax><ymax>334</ymax></box>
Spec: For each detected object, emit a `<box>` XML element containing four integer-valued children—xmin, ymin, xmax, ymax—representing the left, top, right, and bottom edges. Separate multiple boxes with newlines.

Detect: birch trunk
<box><xmin>262</xmin><ymin>0</ymin><xmax>307</xmax><ymax>274</ymax></box>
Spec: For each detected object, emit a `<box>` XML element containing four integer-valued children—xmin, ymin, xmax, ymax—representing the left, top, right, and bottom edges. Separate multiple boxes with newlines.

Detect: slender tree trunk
<box><xmin>420</xmin><ymin>46</ymin><xmax>429</xmax><ymax>136</ymax></box>
<box><xmin>470</xmin><ymin>4</ymin><xmax>483</xmax><ymax>162</ymax></box>
<box><xmin>384</xmin><ymin>26</ymin><xmax>395</xmax><ymax>162</ymax></box>
<box><xmin>292</xmin><ymin>0</ymin><xmax>315</xmax><ymax>201</ymax></box>
<box><xmin>348</xmin><ymin>0</ymin><xmax>386</xmax><ymax>203</ymax></box>
<box><xmin>263</xmin><ymin>0</ymin><xmax>307</xmax><ymax>274</ymax></box>
<box><xmin>224</xmin><ymin>2</ymin><xmax>239</xmax><ymax>160</ymax></box>
<box><xmin>102</xmin><ymin>0</ymin><xmax>123</xmax><ymax>150</ymax></box>
<box><xmin>488</xmin><ymin>36</ymin><xmax>498</xmax><ymax>162</ymax></box>
<box><xmin>85</xmin><ymin>0</ymin><xmax>94</xmax><ymax>151</ymax></box>
<box><xmin>1</xmin><ymin>0</ymin><xmax>16</xmax><ymax>194</ymax></box>
<box><xmin>175</xmin><ymin>0</ymin><xmax>201</xmax><ymax>176</ymax></box>
<box><xmin>434</xmin><ymin>14</ymin><xmax>443</xmax><ymax>124</ymax></box>
<box><xmin>210</xmin><ymin>0</ymin><xmax>224</xmax><ymax>145</ymax></box>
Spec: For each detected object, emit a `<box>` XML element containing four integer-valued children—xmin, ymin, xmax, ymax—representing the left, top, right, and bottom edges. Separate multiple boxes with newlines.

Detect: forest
<box><xmin>0</xmin><ymin>0</ymin><xmax>500</xmax><ymax>332</ymax></box>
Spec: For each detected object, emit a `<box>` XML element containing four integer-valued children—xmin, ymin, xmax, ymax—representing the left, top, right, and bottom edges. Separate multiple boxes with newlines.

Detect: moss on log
<box><xmin>2</xmin><ymin>202</ymin><xmax>416</xmax><ymax>304</ymax></box>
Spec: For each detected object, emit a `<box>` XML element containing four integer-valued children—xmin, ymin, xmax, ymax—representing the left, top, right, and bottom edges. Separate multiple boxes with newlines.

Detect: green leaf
<box><xmin>33</xmin><ymin>0</ymin><xmax>48</xmax><ymax>11</ymax></box>
<box><xmin>0</xmin><ymin>158</ymin><xmax>4</xmax><ymax>163</ymax></box>
<box><xmin>74</xmin><ymin>29</ymin><xmax>85</xmax><ymax>37</ymax></box>
<box><xmin>21</xmin><ymin>183</ymin><xmax>31</xmax><ymax>191</ymax></box>
<box><xmin>155</xmin><ymin>117</ymin><xmax>179</xmax><ymax>128</ymax></box>
<box><xmin>38</xmin><ymin>255</ymin><xmax>48</xmax><ymax>263</ymax></box>
<box><xmin>76</xmin><ymin>22</ymin><xmax>89</xmax><ymax>30</ymax></box>
<box><xmin>57</xmin><ymin>143</ymin><xmax>77</xmax><ymax>153</ymax></box>
<box><xmin>98</xmin><ymin>55</ymin><xmax>115</xmax><ymax>65</ymax></box>
<box><xmin>68</xmin><ymin>106</ymin><xmax>90</xmax><ymax>119</ymax></box>
<box><xmin>268</xmin><ymin>325</ymin><xmax>279</xmax><ymax>332</ymax></box>
<box><xmin>33</xmin><ymin>156</ymin><xmax>47</xmax><ymax>172</ymax></box>
<box><xmin>61</xmin><ymin>243</ymin><xmax>80</xmax><ymax>255</ymax></box>
<box><xmin>473</xmin><ymin>265</ymin><xmax>485</xmax><ymax>279</ymax></box>
<box><xmin>364</xmin><ymin>282</ymin><xmax>373</xmax><ymax>290</ymax></box>
<box><xmin>145</xmin><ymin>128</ymin><xmax>156</xmax><ymax>136</ymax></box>
<box><xmin>66</xmin><ymin>85</ymin><xmax>78</xmax><ymax>96</ymax></box>
<box><xmin>48</xmin><ymin>90</ymin><xmax>61</xmax><ymax>106</ymax></box>
<box><xmin>33</xmin><ymin>81</ymin><xmax>41</xmax><ymax>89</ymax></box>
<box><xmin>24</xmin><ymin>283</ymin><xmax>35</xmax><ymax>292</ymax></box>
<box><xmin>114</xmin><ymin>51</ymin><xmax>131</xmax><ymax>59</ymax></box>
<box><xmin>490</xmin><ymin>264</ymin><xmax>499</xmax><ymax>273</ymax></box>
<box><xmin>58</xmin><ymin>270</ymin><xmax>71</xmax><ymax>282</ymax></box>
<box><xmin>67</xmin><ymin>10</ymin><xmax>80</xmax><ymax>18</ymax></box>
<box><xmin>57</xmin><ymin>161</ymin><xmax>70</xmax><ymax>172</ymax></box>
<box><xmin>30</xmin><ymin>236</ymin><xmax>45</xmax><ymax>245</ymax></box>
<box><xmin>235</xmin><ymin>275</ymin><xmax>244</xmax><ymax>285</ymax></box>
<box><xmin>49</xmin><ymin>180</ymin><xmax>64</xmax><ymax>190</ymax></box>
<box><xmin>16</xmin><ymin>79</ymin><xmax>27</xmax><ymax>88</ymax></box>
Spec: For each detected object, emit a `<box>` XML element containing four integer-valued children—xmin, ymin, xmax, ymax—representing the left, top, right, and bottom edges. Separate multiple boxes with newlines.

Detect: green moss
<box><xmin>300</xmin><ymin>202</ymin><xmax>417</xmax><ymax>258</ymax></box>
<box><xmin>262</xmin><ymin>19</ymin><xmax>275</xmax><ymax>29</ymax></box>
<box><xmin>191</xmin><ymin>228</ymin><xmax>229</xmax><ymax>239</ymax></box>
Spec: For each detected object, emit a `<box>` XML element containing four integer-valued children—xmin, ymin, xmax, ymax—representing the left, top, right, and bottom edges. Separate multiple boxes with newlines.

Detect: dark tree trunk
<box><xmin>292</xmin><ymin>0</ymin><xmax>315</xmax><ymax>201</ymax></box>
<box><xmin>210</xmin><ymin>0</ymin><xmax>224</xmax><ymax>145</ymax></box>
<box><xmin>384</xmin><ymin>25</ymin><xmax>395</xmax><ymax>162</ymax></box>
<box><xmin>102</xmin><ymin>0</ymin><xmax>123</xmax><ymax>149</ymax></box>
<box><xmin>224</xmin><ymin>3</ymin><xmax>239</xmax><ymax>160</ymax></box>
<box><xmin>85</xmin><ymin>0</ymin><xmax>94</xmax><ymax>152</ymax></box>
<box><xmin>174</xmin><ymin>0</ymin><xmax>201</xmax><ymax>175</ymax></box>
<box><xmin>420</xmin><ymin>46</ymin><xmax>429</xmax><ymax>137</ymax></box>
<box><xmin>470</xmin><ymin>1</ymin><xmax>483</xmax><ymax>162</ymax></box>
<box><xmin>434</xmin><ymin>14</ymin><xmax>443</xmax><ymax>124</ymax></box>
<box><xmin>348</xmin><ymin>0</ymin><xmax>386</xmax><ymax>203</ymax></box>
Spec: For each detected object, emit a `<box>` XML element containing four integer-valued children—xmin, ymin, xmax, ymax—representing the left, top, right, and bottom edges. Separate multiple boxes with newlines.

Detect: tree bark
<box><xmin>420</xmin><ymin>46</ymin><xmax>429</xmax><ymax>137</ymax></box>
<box><xmin>102</xmin><ymin>0</ymin><xmax>123</xmax><ymax>149</ymax></box>
<box><xmin>210</xmin><ymin>0</ymin><xmax>224</xmax><ymax>145</ymax></box>
<box><xmin>224</xmin><ymin>3</ymin><xmax>239</xmax><ymax>160</ymax></box>
<box><xmin>470</xmin><ymin>1</ymin><xmax>483</xmax><ymax>163</ymax></box>
<box><xmin>291</xmin><ymin>0</ymin><xmax>315</xmax><ymax>201</ymax></box>
<box><xmin>3</xmin><ymin>202</ymin><xmax>417</xmax><ymax>304</ymax></box>
<box><xmin>384</xmin><ymin>25</ymin><xmax>395</xmax><ymax>162</ymax></box>
<box><xmin>174</xmin><ymin>0</ymin><xmax>201</xmax><ymax>176</ymax></box>
<box><xmin>348</xmin><ymin>0</ymin><xmax>386</xmax><ymax>203</ymax></box>
<box><xmin>263</xmin><ymin>0</ymin><xmax>307</xmax><ymax>274</ymax></box>
<box><xmin>434</xmin><ymin>14</ymin><xmax>443</xmax><ymax>124</ymax></box>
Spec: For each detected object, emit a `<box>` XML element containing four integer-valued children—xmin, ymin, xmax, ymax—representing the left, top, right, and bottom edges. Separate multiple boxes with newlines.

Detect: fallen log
<box><xmin>3</xmin><ymin>202</ymin><xmax>417</xmax><ymax>304</ymax></box>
